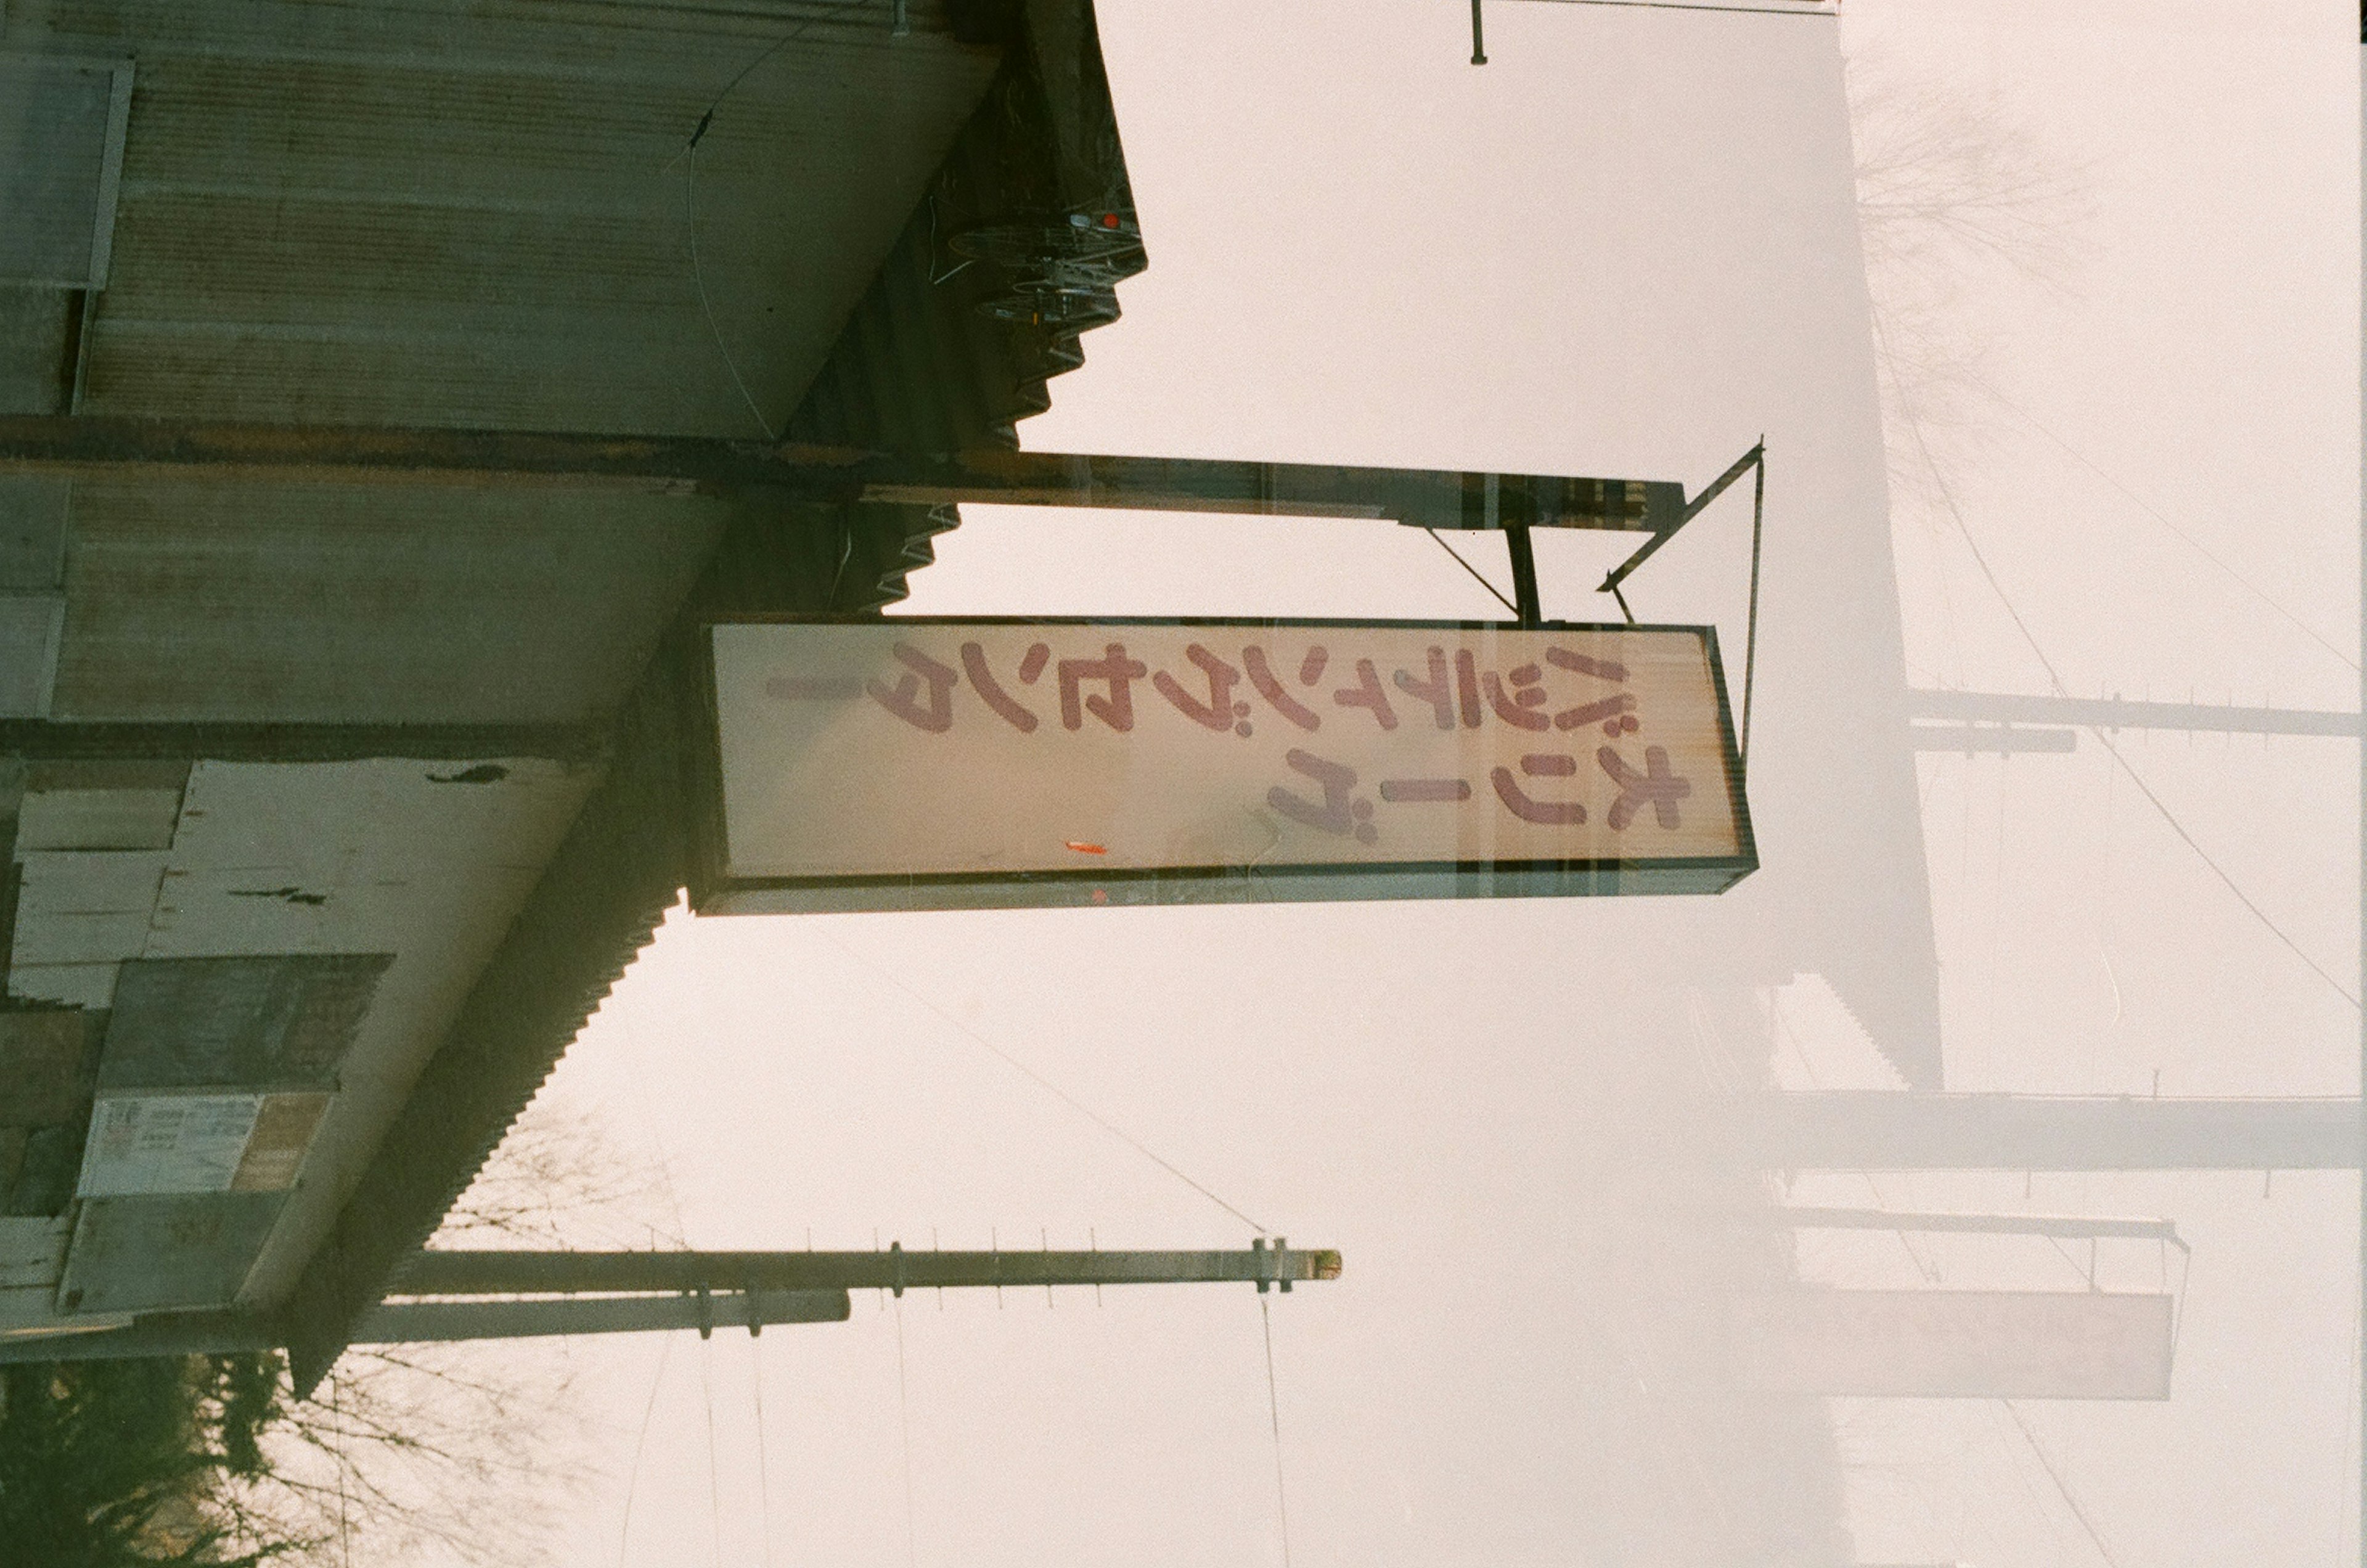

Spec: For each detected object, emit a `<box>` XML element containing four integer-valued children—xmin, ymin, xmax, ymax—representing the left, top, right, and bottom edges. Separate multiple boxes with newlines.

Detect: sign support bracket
<box><xmin>1595</xmin><ymin>441</ymin><xmax>1768</xmax><ymax>757</ymax></box>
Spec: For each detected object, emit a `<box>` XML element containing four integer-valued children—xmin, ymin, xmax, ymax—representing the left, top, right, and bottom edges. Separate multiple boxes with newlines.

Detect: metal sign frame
<box><xmin>688</xmin><ymin>614</ymin><xmax>1756</xmax><ymax>915</ymax></box>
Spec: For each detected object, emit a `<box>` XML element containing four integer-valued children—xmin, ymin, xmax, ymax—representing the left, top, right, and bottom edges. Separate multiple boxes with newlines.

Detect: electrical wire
<box><xmin>820</xmin><ymin>932</ymin><xmax>1272</xmax><ymax>1233</ymax></box>
<box><xmin>1904</xmin><ymin>410</ymin><xmax>2361</xmax><ymax>1010</ymax></box>
<box><xmin>1261</xmin><ymin>1299</ymin><xmax>1294</xmax><ymax>1568</ymax></box>
<box><xmin>1423</xmin><ymin>526</ymin><xmax>1519</xmax><ymax>616</ymax></box>
<box><xmin>1980</xmin><ymin>383</ymin><xmax>2357</xmax><ymax>674</ymax></box>
<box><xmin>700</xmin><ymin>1339</ymin><xmax>724</xmax><ymax>1568</ymax></box>
<box><xmin>333</xmin><ymin>1370</ymin><xmax>351</xmax><ymax>1568</ymax></box>
<box><xmin>616</xmin><ymin>1339</ymin><xmax>676</xmax><ymax>1567</ymax></box>
<box><xmin>687</xmin><ymin>142</ymin><xmax>781</xmax><ymax>443</ymax></box>
<box><xmin>894</xmin><ymin>1298</ymin><xmax>918</xmax><ymax>1568</ymax></box>
<box><xmin>753</xmin><ymin>1335</ymin><xmax>774</xmax><ymax>1568</ymax></box>
<box><xmin>2002</xmin><ymin>1400</ymin><xmax>2124</xmax><ymax>1568</ymax></box>
<box><xmin>670</xmin><ymin>0</ymin><xmax>883</xmax><ymax>441</ymax></box>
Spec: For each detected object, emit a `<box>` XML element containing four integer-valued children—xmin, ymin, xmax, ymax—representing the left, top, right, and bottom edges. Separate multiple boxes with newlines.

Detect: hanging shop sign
<box><xmin>696</xmin><ymin>617</ymin><xmax>1754</xmax><ymax>913</ymax></box>
<box><xmin>1728</xmin><ymin>1289</ymin><xmax>2176</xmax><ymax>1401</ymax></box>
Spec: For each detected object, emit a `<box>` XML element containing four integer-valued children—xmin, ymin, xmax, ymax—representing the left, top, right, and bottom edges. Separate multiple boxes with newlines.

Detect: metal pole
<box><xmin>1756</xmin><ymin>1207</ymin><xmax>2183</xmax><ymax>1246</ymax></box>
<box><xmin>2354</xmin><ymin>21</ymin><xmax>2365</xmax><ymax>1550</ymax></box>
<box><xmin>354</xmin><ymin>1290</ymin><xmax>851</xmax><ymax>1343</ymax></box>
<box><xmin>1905</xmin><ymin>689</ymin><xmax>2360</xmax><ymax>738</ymax></box>
<box><xmin>0</xmin><ymin>415</ymin><xmax>1681</xmax><ymax>537</ymax></box>
<box><xmin>394</xmin><ymin>1243</ymin><xmax>1343</xmax><ymax>1299</ymax></box>
<box><xmin>1712</xmin><ymin>1093</ymin><xmax>2362</xmax><ymax>1171</ymax></box>
<box><xmin>1505</xmin><ymin>525</ymin><xmax>1542</xmax><ymax>627</ymax></box>
<box><xmin>1907</xmin><ymin>725</ymin><xmax>2079</xmax><ymax>755</ymax></box>
<box><xmin>0</xmin><ymin>1294</ymin><xmax>855</xmax><ymax>1362</ymax></box>
<box><xmin>1471</xmin><ymin>0</ymin><xmax>1487</xmax><ymax>64</ymax></box>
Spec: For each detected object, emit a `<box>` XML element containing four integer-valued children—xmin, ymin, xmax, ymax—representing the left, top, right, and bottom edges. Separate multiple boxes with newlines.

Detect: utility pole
<box><xmin>0</xmin><ymin>1241</ymin><xmax>1341</xmax><ymax>1365</ymax></box>
<box><xmin>1714</xmin><ymin>1092</ymin><xmax>2360</xmax><ymax>1172</ymax></box>
<box><xmin>1906</xmin><ymin>688</ymin><xmax>2361</xmax><ymax>738</ymax></box>
<box><xmin>391</xmin><ymin>1239</ymin><xmax>1339</xmax><ymax>1298</ymax></box>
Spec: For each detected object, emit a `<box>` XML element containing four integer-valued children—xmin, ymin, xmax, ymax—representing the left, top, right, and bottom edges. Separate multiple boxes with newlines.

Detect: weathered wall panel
<box><xmin>58</xmin><ymin>1191</ymin><xmax>284</xmax><ymax>1313</ymax></box>
<box><xmin>53</xmin><ymin>482</ymin><xmax>724</xmax><ymax>722</ymax></box>
<box><xmin>100</xmin><ymin>954</ymin><xmax>387</xmax><ymax>1092</ymax></box>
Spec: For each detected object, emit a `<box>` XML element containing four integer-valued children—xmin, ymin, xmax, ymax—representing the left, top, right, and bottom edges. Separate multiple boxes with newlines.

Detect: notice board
<box><xmin>698</xmin><ymin>618</ymin><xmax>1755</xmax><ymax>913</ymax></box>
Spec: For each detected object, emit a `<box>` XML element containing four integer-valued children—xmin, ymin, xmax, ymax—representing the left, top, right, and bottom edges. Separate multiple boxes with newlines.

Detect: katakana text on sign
<box><xmin>707</xmin><ymin>619</ymin><xmax>1752</xmax><ymax>909</ymax></box>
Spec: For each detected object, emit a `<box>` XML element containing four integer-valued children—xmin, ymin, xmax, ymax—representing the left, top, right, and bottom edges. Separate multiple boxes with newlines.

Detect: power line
<box><xmin>1903</xmin><ymin>412</ymin><xmax>2360</xmax><ymax>1010</ymax></box>
<box><xmin>1261</xmin><ymin>1299</ymin><xmax>1294</xmax><ymax>1568</ymax></box>
<box><xmin>670</xmin><ymin>0</ymin><xmax>883</xmax><ymax>443</ymax></box>
<box><xmin>1981</xmin><ymin>384</ymin><xmax>2357</xmax><ymax>674</ymax></box>
<box><xmin>2003</xmin><ymin>1400</ymin><xmax>2123</xmax><ymax>1568</ymax></box>
<box><xmin>616</xmin><ymin>1339</ymin><xmax>676</xmax><ymax>1568</ymax></box>
<box><xmin>894</xmin><ymin>1299</ymin><xmax>918</xmax><ymax>1568</ymax></box>
<box><xmin>686</xmin><ymin>143</ymin><xmax>780</xmax><ymax>443</ymax></box>
<box><xmin>700</xmin><ymin>1338</ymin><xmax>724</xmax><ymax>1568</ymax></box>
<box><xmin>753</xmin><ymin>1336</ymin><xmax>774</xmax><ymax>1568</ymax></box>
<box><xmin>821</xmin><ymin>933</ymin><xmax>1272</xmax><ymax>1233</ymax></box>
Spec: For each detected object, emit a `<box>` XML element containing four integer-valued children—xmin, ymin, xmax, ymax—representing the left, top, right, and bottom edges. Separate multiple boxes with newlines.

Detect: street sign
<box><xmin>697</xmin><ymin>617</ymin><xmax>1754</xmax><ymax>913</ymax></box>
<box><xmin>1728</xmin><ymin>1289</ymin><xmax>2176</xmax><ymax>1400</ymax></box>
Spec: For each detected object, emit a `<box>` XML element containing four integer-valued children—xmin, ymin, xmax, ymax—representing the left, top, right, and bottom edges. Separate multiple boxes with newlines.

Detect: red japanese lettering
<box><xmin>1057</xmin><ymin>643</ymin><xmax>1149</xmax><ymax>732</ymax></box>
<box><xmin>1482</xmin><ymin>663</ymin><xmax>1552</xmax><ymax>732</ymax></box>
<box><xmin>1268</xmin><ymin>748</ymin><xmax>1378</xmax><ymax>844</ymax></box>
<box><xmin>867</xmin><ymin>643</ymin><xmax>957</xmax><ymax>733</ymax></box>
<box><xmin>1392</xmin><ymin>648</ymin><xmax>1457</xmax><ymax>731</ymax></box>
<box><xmin>961</xmin><ymin>641</ymin><xmax>1049</xmax><ymax>733</ymax></box>
<box><xmin>1243</xmin><ymin>645</ymin><xmax>1322</xmax><ymax>732</ymax></box>
<box><xmin>1547</xmin><ymin>647</ymin><xmax>1629</xmax><ymax>684</ymax></box>
<box><xmin>1490</xmin><ymin>753</ymin><xmax>1586</xmax><ymax>824</ymax></box>
<box><xmin>1598</xmin><ymin>745</ymin><xmax>1691</xmax><ymax>830</ymax></box>
<box><xmin>1331</xmin><ymin>658</ymin><xmax>1399</xmax><ymax>730</ymax></box>
<box><xmin>1555</xmin><ymin>692</ymin><xmax>1640</xmax><ymax>737</ymax></box>
<box><xmin>1152</xmin><ymin>643</ymin><xmax>1251</xmax><ymax>734</ymax></box>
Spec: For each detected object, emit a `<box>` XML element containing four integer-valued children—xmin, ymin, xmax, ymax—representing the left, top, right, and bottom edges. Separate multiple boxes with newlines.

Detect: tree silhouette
<box><xmin>0</xmin><ymin>1088</ymin><xmax>669</xmax><ymax>1564</ymax></box>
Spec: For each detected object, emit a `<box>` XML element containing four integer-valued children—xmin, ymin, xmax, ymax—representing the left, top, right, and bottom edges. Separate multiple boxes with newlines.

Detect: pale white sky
<box><xmin>414</xmin><ymin>2</ymin><xmax>2363</xmax><ymax>1564</ymax></box>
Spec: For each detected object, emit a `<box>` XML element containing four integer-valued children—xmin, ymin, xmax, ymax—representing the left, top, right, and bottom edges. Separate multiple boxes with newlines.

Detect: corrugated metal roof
<box><xmin>726</xmin><ymin>0</ymin><xmax>1147</xmax><ymax>607</ymax></box>
<box><xmin>16</xmin><ymin>0</ymin><xmax>1004</xmax><ymax>436</ymax></box>
<box><xmin>271</xmin><ymin>0</ymin><xmax>1148</xmax><ymax>1392</ymax></box>
<box><xmin>0</xmin><ymin>0</ymin><xmax>1145</xmax><ymax>1378</ymax></box>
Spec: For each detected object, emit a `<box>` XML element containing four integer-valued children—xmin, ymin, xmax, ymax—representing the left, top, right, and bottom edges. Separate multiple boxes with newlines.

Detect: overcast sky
<box><xmin>401</xmin><ymin>2</ymin><xmax>2361</xmax><ymax>1564</ymax></box>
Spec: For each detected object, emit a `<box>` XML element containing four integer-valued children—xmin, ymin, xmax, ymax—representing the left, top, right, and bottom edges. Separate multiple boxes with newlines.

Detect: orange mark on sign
<box><xmin>1064</xmin><ymin>841</ymin><xmax>1108</xmax><ymax>855</ymax></box>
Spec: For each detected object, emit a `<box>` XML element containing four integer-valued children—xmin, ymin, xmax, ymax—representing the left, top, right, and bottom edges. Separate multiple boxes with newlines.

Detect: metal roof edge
<box><xmin>278</xmin><ymin>666</ymin><xmax>690</xmax><ymax>1396</ymax></box>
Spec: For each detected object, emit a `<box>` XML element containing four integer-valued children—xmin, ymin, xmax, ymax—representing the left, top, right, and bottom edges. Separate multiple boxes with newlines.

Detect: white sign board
<box><xmin>78</xmin><ymin>1094</ymin><xmax>261</xmax><ymax>1197</ymax></box>
<box><xmin>1728</xmin><ymin>1290</ymin><xmax>2175</xmax><ymax>1400</ymax></box>
<box><xmin>703</xmin><ymin>618</ymin><xmax>1752</xmax><ymax>912</ymax></box>
<box><xmin>76</xmin><ymin>1091</ymin><xmax>330</xmax><ymax>1198</ymax></box>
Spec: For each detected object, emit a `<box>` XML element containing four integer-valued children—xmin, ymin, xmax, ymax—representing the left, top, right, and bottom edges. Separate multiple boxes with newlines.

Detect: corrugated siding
<box><xmin>14</xmin><ymin>0</ymin><xmax>1004</xmax><ymax>436</ymax></box>
<box><xmin>52</xmin><ymin>480</ymin><xmax>729</xmax><ymax>722</ymax></box>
